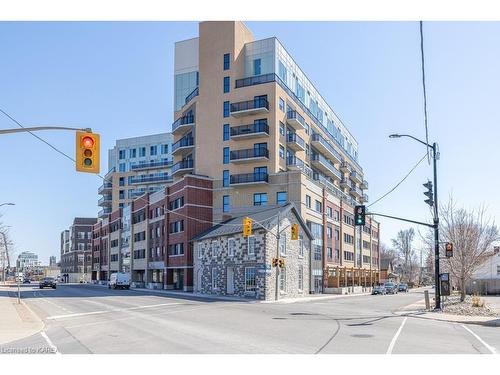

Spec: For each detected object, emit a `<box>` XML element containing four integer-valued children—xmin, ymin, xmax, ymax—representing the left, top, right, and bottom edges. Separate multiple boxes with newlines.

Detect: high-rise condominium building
<box><xmin>98</xmin><ymin>133</ymin><xmax>173</xmax><ymax>218</ymax></box>
<box><xmin>171</xmin><ymin>22</ymin><xmax>380</xmax><ymax>292</ymax></box>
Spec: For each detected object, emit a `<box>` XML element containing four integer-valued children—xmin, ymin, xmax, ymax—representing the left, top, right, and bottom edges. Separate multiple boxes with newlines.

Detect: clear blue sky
<box><xmin>1</xmin><ymin>21</ymin><xmax>499</xmax><ymax>264</ymax></box>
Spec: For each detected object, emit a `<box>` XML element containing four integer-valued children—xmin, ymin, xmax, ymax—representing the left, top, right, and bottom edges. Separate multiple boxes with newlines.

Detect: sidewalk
<box><xmin>0</xmin><ymin>287</ymin><xmax>43</xmax><ymax>345</ymax></box>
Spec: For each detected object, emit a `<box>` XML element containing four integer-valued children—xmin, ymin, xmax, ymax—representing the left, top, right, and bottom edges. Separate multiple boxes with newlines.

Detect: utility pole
<box><xmin>275</xmin><ymin>211</ymin><xmax>280</xmax><ymax>301</ymax></box>
<box><xmin>432</xmin><ymin>142</ymin><xmax>441</xmax><ymax>309</ymax></box>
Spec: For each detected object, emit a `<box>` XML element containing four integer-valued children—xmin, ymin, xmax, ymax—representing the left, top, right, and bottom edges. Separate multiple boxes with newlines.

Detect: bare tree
<box><xmin>391</xmin><ymin>228</ymin><xmax>416</xmax><ymax>283</ymax></box>
<box><xmin>380</xmin><ymin>242</ymin><xmax>398</xmax><ymax>263</ymax></box>
<box><xmin>437</xmin><ymin>196</ymin><xmax>499</xmax><ymax>301</ymax></box>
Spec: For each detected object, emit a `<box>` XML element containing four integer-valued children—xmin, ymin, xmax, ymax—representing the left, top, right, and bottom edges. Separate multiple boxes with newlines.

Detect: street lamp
<box><xmin>389</xmin><ymin>133</ymin><xmax>441</xmax><ymax>310</ymax></box>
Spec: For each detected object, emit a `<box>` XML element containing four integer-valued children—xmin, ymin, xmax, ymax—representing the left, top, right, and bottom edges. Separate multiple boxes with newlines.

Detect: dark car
<box><xmin>23</xmin><ymin>278</ymin><xmax>31</xmax><ymax>284</ymax></box>
<box><xmin>384</xmin><ymin>282</ymin><xmax>398</xmax><ymax>294</ymax></box>
<box><xmin>398</xmin><ymin>283</ymin><xmax>408</xmax><ymax>292</ymax></box>
<box><xmin>372</xmin><ymin>285</ymin><xmax>387</xmax><ymax>295</ymax></box>
<box><xmin>39</xmin><ymin>277</ymin><xmax>57</xmax><ymax>289</ymax></box>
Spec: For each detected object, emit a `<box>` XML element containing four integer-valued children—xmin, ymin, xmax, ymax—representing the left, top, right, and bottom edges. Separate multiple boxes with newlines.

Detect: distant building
<box><xmin>49</xmin><ymin>256</ymin><xmax>57</xmax><ymax>267</ymax></box>
<box><xmin>467</xmin><ymin>246</ymin><xmax>500</xmax><ymax>295</ymax></box>
<box><xmin>16</xmin><ymin>251</ymin><xmax>40</xmax><ymax>271</ymax></box>
<box><xmin>60</xmin><ymin>217</ymin><xmax>98</xmax><ymax>283</ymax></box>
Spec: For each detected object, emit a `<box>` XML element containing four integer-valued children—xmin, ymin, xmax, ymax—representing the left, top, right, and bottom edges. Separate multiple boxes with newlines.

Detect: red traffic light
<box><xmin>82</xmin><ymin>136</ymin><xmax>94</xmax><ymax>148</ymax></box>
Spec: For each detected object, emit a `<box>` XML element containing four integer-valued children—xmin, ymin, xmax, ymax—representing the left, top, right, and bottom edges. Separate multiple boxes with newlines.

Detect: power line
<box><xmin>419</xmin><ymin>21</ymin><xmax>430</xmax><ymax>165</ymax></box>
<box><xmin>367</xmin><ymin>152</ymin><xmax>427</xmax><ymax>209</ymax></box>
<box><xmin>0</xmin><ymin>107</ymin><xmax>280</xmax><ymax>228</ymax></box>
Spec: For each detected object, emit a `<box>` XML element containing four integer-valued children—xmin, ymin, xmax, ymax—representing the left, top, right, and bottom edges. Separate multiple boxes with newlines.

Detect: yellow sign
<box><xmin>243</xmin><ymin>217</ymin><xmax>252</xmax><ymax>237</ymax></box>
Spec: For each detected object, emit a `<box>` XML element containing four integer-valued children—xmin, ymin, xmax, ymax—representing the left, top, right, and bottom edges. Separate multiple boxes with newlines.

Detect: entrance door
<box><xmin>226</xmin><ymin>267</ymin><xmax>234</xmax><ymax>295</ymax></box>
<box><xmin>314</xmin><ymin>276</ymin><xmax>323</xmax><ymax>294</ymax></box>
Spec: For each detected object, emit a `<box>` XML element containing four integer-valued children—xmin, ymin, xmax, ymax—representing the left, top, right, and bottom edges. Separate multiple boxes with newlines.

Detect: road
<box><xmin>1</xmin><ymin>284</ymin><xmax>499</xmax><ymax>354</ymax></box>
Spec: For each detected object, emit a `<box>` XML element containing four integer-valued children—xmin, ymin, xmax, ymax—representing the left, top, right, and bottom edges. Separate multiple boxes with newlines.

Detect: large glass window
<box><xmin>276</xmin><ymin>191</ymin><xmax>287</xmax><ymax>205</ymax></box>
<box><xmin>223</xmin><ymin>124</ymin><xmax>230</xmax><ymax>141</ymax></box>
<box><xmin>129</xmin><ymin>148</ymin><xmax>136</xmax><ymax>158</ymax></box>
<box><xmin>253</xmin><ymin>193</ymin><xmax>267</xmax><ymax>206</ymax></box>
<box><xmin>119</xmin><ymin>149</ymin><xmax>126</xmax><ymax>159</ymax></box>
<box><xmin>223</xmin><ymin>76</ymin><xmax>230</xmax><ymax>93</ymax></box>
<box><xmin>248</xmin><ymin>236</ymin><xmax>255</xmax><ymax>255</ymax></box>
<box><xmin>223</xmin><ymin>101</ymin><xmax>230</xmax><ymax>118</ymax></box>
<box><xmin>223</xmin><ymin>53</ymin><xmax>230</xmax><ymax>70</ymax></box>
<box><xmin>139</xmin><ymin>147</ymin><xmax>146</xmax><ymax>157</ymax></box>
<box><xmin>253</xmin><ymin>58</ymin><xmax>261</xmax><ymax>75</ymax></box>
<box><xmin>223</xmin><ymin>170</ymin><xmax>230</xmax><ymax>187</ymax></box>
<box><xmin>223</xmin><ymin>147</ymin><xmax>230</xmax><ymax>164</ymax></box>
<box><xmin>223</xmin><ymin>195</ymin><xmax>230</xmax><ymax>212</ymax></box>
<box><xmin>150</xmin><ymin>145</ymin><xmax>157</xmax><ymax>156</ymax></box>
<box><xmin>245</xmin><ymin>267</ymin><xmax>256</xmax><ymax>291</ymax></box>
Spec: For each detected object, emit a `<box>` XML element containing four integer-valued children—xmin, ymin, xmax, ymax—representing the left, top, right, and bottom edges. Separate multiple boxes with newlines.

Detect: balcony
<box><xmin>287</xmin><ymin>132</ymin><xmax>306</xmax><ymax>152</ymax></box>
<box><xmin>350</xmin><ymin>170</ymin><xmax>364</xmax><ymax>184</ymax></box>
<box><xmin>361</xmin><ymin>193</ymin><xmax>369</xmax><ymax>203</ymax></box>
<box><xmin>98</xmin><ymin>195</ymin><xmax>112</xmax><ymax>207</ymax></box>
<box><xmin>235</xmin><ymin>74</ymin><xmax>275</xmax><ymax>89</ymax></box>
<box><xmin>172</xmin><ymin>114</ymin><xmax>195</xmax><ymax>135</ymax></box>
<box><xmin>286</xmin><ymin>110</ymin><xmax>306</xmax><ymax>130</ymax></box>
<box><xmin>172</xmin><ymin>136</ymin><xmax>194</xmax><ymax>156</ymax></box>
<box><xmin>131</xmin><ymin>160</ymin><xmax>173</xmax><ymax>171</ymax></box>
<box><xmin>340</xmin><ymin>161</ymin><xmax>352</xmax><ymax>173</ymax></box>
<box><xmin>311</xmin><ymin>133</ymin><xmax>343</xmax><ymax>164</ymax></box>
<box><xmin>98</xmin><ymin>208</ymin><xmax>111</xmax><ymax>219</ymax></box>
<box><xmin>230</xmin><ymin>121</ymin><xmax>269</xmax><ymax>140</ymax></box>
<box><xmin>230</xmin><ymin>98</ymin><xmax>269</xmax><ymax>117</ymax></box>
<box><xmin>360</xmin><ymin>179</ymin><xmax>369</xmax><ymax>189</ymax></box>
<box><xmin>230</xmin><ymin>172</ymin><xmax>268</xmax><ymax>186</ymax></box>
<box><xmin>98</xmin><ymin>182</ymin><xmax>112</xmax><ymax>194</ymax></box>
<box><xmin>184</xmin><ymin>87</ymin><xmax>199</xmax><ymax>106</ymax></box>
<box><xmin>171</xmin><ymin>159</ymin><xmax>194</xmax><ymax>177</ymax></box>
<box><xmin>129</xmin><ymin>173</ymin><xmax>172</xmax><ymax>185</ymax></box>
<box><xmin>340</xmin><ymin>179</ymin><xmax>350</xmax><ymax>189</ymax></box>
<box><xmin>286</xmin><ymin>156</ymin><xmax>305</xmax><ymax>171</ymax></box>
<box><xmin>349</xmin><ymin>185</ymin><xmax>363</xmax><ymax>199</ymax></box>
<box><xmin>230</xmin><ymin>148</ymin><xmax>269</xmax><ymax>163</ymax></box>
<box><xmin>311</xmin><ymin>153</ymin><xmax>342</xmax><ymax>180</ymax></box>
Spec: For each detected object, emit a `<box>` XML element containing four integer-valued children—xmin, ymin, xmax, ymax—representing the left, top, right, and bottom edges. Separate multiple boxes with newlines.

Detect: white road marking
<box><xmin>460</xmin><ymin>324</ymin><xmax>498</xmax><ymax>354</ymax></box>
<box><xmin>33</xmin><ymin>291</ymin><xmax>73</xmax><ymax>313</ymax></box>
<box><xmin>40</xmin><ymin>331</ymin><xmax>60</xmax><ymax>355</ymax></box>
<box><xmin>46</xmin><ymin>302</ymin><xmax>184</xmax><ymax>320</ymax></box>
<box><xmin>386</xmin><ymin>317</ymin><xmax>408</xmax><ymax>354</ymax></box>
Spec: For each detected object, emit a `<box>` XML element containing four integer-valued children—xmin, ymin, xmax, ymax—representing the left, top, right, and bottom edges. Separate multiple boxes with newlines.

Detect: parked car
<box><xmin>39</xmin><ymin>277</ymin><xmax>57</xmax><ymax>289</ymax></box>
<box><xmin>108</xmin><ymin>272</ymin><xmax>131</xmax><ymax>290</ymax></box>
<box><xmin>23</xmin><ymin>277</ymin><xmax>31</xmax><ymax>284</ymax></box>
<box><xmin>398</xmin><ymin>283</ymin><xmax>408</xmax><ymax>292</ymax></box>
<box><xmin>372</xmin><ymin>285</ymin><xmax>387</xmax><ymax>295</ymax></box>
<box><xmin>384</xmin><ymin>282</ymin><xmax>398</xmax><ymax>294</ymax></box>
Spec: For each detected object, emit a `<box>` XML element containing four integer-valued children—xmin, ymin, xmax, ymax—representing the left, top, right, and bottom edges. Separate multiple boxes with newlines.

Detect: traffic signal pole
<box><xmin>0</xmin><ymin>126</ymin><xmax>92</xmax><ymax>135</ymax></box>
<box><xmin>432</xmin><ymin>142</ymin><xmax>441</xmax><ymax>310</ymax></box>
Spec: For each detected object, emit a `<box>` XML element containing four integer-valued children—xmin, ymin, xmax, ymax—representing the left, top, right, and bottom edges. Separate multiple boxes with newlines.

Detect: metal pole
<box><xmin>275</xmin><ymin>211</ymin><xmax>280</xmax><ymax>301</ymax></box>
<box><xmin>433</xmin><ymin>142</ymin><xmax>441</xmax><ymax>309</ymax></box>
<box><xmin>17</xmin><ymin>270</ymin><xmax>21</xmax><ymax>303</ymax></box>
<box><xmin>0</xmin><ymin>126</ymin><xmax>92</xmax><ymax>135</ymax></box>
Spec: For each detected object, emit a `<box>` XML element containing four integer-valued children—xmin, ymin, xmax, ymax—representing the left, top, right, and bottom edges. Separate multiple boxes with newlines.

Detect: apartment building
<box><xmin>60</xmin><ymin>217</ymin><xmax>98</xmax><ymax>283</ymax></box>
<box><xmin>98</xmin><ymin>133</ymin><xmax>174</xmax><ymax>218</ymax></box>
<box><xmin>171</xmin><ymin>21</ymin><xmax>380</xmax><ymax>294</ymax></box>
<box><xmin>91</xmin><ymin>174</ymin><xmax>213</xmax><ymax>290</ymax></box>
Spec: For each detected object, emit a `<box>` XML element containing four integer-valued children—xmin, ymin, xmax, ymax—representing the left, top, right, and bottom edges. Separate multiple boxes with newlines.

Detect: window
<box><xmin>314</xmin><ymin>245</ymin><xmax>322</xmax><ymax>260</ymax></box>
<box><xmin>223</xmin><ymin>170</ymin><xmax>230</xmax><ymax>187</ymax></box>
<box><xmin>326</xmin><ymin>207</ymin><xmax>333</xmax><ymax>218</ymax></box>
<box><xmin>223</xmin><ymin>195</ymin><xmax>230</xmax><ymax>212</ymax></box>
<box><xmin>327</xmin><ymin>227</ymin><xmax>332</xmax><ymax>239</ymax></box>
<box><xmin>344</xmin><ymin>214</ymin><xmax>354</xmax><ymax>226</ymax></box>
<box><xmin>228</xmin><ymin>238</ymin><xmax>235</xmax><ymax>257</ymax></box>
<box><xmin>279</xmin><ymin>121</ymin><xmax>285</xmax><ymax>136</ymax></box>
<box><xmin>161</xmin><ymin>144</ymin><xmax>169</xmax><ymax>154</ymax></box>
<box><xmin>315</xmin><ymin>200</ymin><xmax>322</xmax><ymax>213</ymax></box>
<box><xmin>223</xmin><ymin>124</ymin><xmax>230</xmax><ymax>141</ymax></box>
<box><xmin>279</xmin><ymin>268</ymin><xmax>286</xmax><ymax>292</ymax></box>
<box><xmin>245</xmin><ymin>267</ymin><xmax>256</xmax><ymax>292</ymax></box>
<box><xmin>298</xmin><ymin>266</ymin><xmax>303</xmax><ymax>291</ymax></box>
<box><xmin>119</xmin><ymin>190</ymin><xmax>125</xmax><ymax>199</ymax></box>
<box><xmin>119</xmin><ymin>177</ymin><xmax>125</xmax><ymax>187</ymax></box>
<box><xmin>253</xmin><ymin>58</ymin><xmax>261</xmax><ymax>75</ymax></box>
<box><xmin>306</xmin><ymin>195</ymin><xmax>311</xmax><ymax>208</ymax></box>
<box><xmin>169</xmin><ymin>220</ymin><xmax>184</xmax><ymax>234</ymax></box>
<box><xmin>277</xmin><ymin>191</ymin><xmax>287</xmax><ymax>205</ymax></box>
<box><xmin>223</xmin><ymin>76</ymin><xmax>230</xmax><ymax>93</ymax></box>
<box><xmin>212</xmin><ymin>241</ymin><xmax>219</xmax><ymax>258</ymax></box>
<box><xmin>169</xmin><ymin>196</ymin><xmax>184</xmax><ymax>210</ymax></box>
<box><xmin>248</xmin><ymin>236</ymin><xmax>255</xmax><ymax>255</ymax></box>
<box><xmin>334</xmin><ymin>229</ymin><xmax>340</xmax><ymax>241</ymax></box>
<box><xmin>197</xmin><ymin>243</ymin><xmax>203</xmax><ymax>259</ymax></box>
<box><xmin>168</xmin><ymin>243</ymin><xmax>184</xmax><ymax>256</ymax></box>
<box><xmin>119</xmin><ymin>149</ymin><xmax>126</xmax><ymax>159</ymax></box>
<box><xmin>279</xmin><ymin>97</ymin><xmax>285</xmax><ymax>112</ymax></box>
<box><xmin>119</xmin><ymin>163</ymin><xmax>126</xmax><ymax>172</ymax></box>
<box><xmin>327</xmin><ymin>247</ymin><xmax>333</xmax><ymax>259</ymax></box>
<box><xmin>334</xmin><ymin>210</ymin><xmax>340</xmax><ymax>222</ymax></box>
<box><xmin>279</xmin><ymin>145</ymin><xmax>285</xmax><ymax>159</ymax></box>
<box><xmin>134</xmin><ymin>231</ymin><xmax>146</xmax><ymax>242</ymax></box>
<box><xmin>111</xmin><ymin>254</ymin><xmax>119</xmax><ymax>262</ymax></box>
<box><xmin>344</xmin><ymin>233</ymin><xmax>354</xmax><ymax>244</ymax></box>
<box><xmin>133</xmin><ymin>249</ymin><xmax>146</xmax><ymax>259</ymax></box>
<box><xmin>139</xmin><ymin>147</ymin><xmax>146</xmax><ymax>157</ymax></box>
<box><xmin>223</xmin><ymin>101</ymin><xmax>230</xmax><ymax>117</ymax></box>
<box><xmin>78</xmin><ymin>243</ymin><xmax>85</xmax><ymax>251</ymax></box>
<box><xmin>298</xmin><ymin>236</ymin><xmax>304</xmax><ymax>258</ymax></box>
<box><xmin>223</xmin><ymin>147</ymin><xmax>230</xmax><ymax>164</ymax></box>
<box><xmin>212</xmin><ymin>268</ymin><xmax>218</xmax><ymax>290</ymax></box>
<box><xmin>129</xmin><ymin>148</ymin><xmax>136</xmax><ymax>158</ymax></box>
<box><xmin>223</xmin><ymin>53</ymin><xmax>230</xmax><ymax>70</ymax></box>
<box><xmin>253</xmin><ymin>193</ymin><xmax>267</xmax><ymax>206</ymax></box>
<box><xmin>279</xmin><ymin>234</ymin><xmax>286</xmax><ymax>256</ymax></box>
<box><xmin>344</xmin><ymin>251</ymin><xmax>354</xmax><ymax>261</ymax></box>
<box><xmin>150</xmin><ymin>145</ymin><xmax>157</xmax><ymax>156</ymax></box>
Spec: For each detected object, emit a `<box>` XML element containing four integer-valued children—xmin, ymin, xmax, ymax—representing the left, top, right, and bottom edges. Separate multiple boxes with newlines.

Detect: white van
<box><xmin>108</xmin><ymin>272</ymin><xmax>131</xmax><ymax>290</ymax></box>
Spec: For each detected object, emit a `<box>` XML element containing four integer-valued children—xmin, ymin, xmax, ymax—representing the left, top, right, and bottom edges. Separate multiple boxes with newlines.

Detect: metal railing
<box><xmin>230</xmin><ymin>121</ymin><xmax>269</xmax><ymax>137</ymax></box>
<box><xmin>172</xmin><ymin>136</ymin><xmax>194</xmax><ymax>152</ymax></box>
<box><xmin>131</xmin><ymin>160</ymin><xmax>173</xmax><ymax>170</ymax></box>
<box><xmin>286</xmin><ymin>110</ymin><xmax>306</xmax><ymax>127</ymax></box>
<box><xmin>230</xmin><ymin>98</ymin><xmax>269</xmax><ymax>113</ymax></box>
<box><xmin>311</xmin><ymin>133</ymin><xmax>343</xmax><ymax>162</ymax></box>
<box><xmin>129</xmin><ymin>173</ymin><xmax>171</xmax><ymax>184</ymax></box>
<box><xmin>230</xmin><ymin>148</ymin><xmax>269</xmax><ymax>161</ymax></box>
<box><xmin>287</xmin><ymin>132</ymin><xmax>306</xmax><ymax>148</ymax></box>
<box><xmin>184</xmin><ymin>87</ymin><xmax>199</xmax><ymax>105</ymax></box>
<box><xmin>230</xmin><ymin>172</ymin><xmax>268</xmax><ymax>184</ymax></box>
<box><xmin>235</xmin><ymin>73</ymin><xmax>275</xmax><ymax>88</ymax></box>
<box><xmin>172</xmin><ymin>114</ymin><xmax>195</xmax><ymax>132</ymax></box>
<box><xmin>286</xmin><ymin>156</ymin><xmax>305</xmax><ymax>168</ymax></box>
<box><xmin>311</xmin><ymin>153</ymin><xmax>342</xmax><ymax>179</ymax></box>
<box><xmin>171</xmin><ymin>159</ymin><xmax>194</xmax><ymax>173</ymax></box>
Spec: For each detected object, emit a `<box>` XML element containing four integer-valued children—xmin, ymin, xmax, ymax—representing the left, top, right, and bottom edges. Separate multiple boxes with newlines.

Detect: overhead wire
<box><xmin>419</xmin><ymin>21</ymin><xmax>431</xmax><ymax>165</ymax></box>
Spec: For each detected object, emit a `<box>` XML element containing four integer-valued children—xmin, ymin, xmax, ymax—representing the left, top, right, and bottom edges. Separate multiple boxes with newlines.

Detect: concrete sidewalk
<box><xmin>0</xmin><ymin>287</ymin><xmax>43</xmax><ymax>345</ymax></box>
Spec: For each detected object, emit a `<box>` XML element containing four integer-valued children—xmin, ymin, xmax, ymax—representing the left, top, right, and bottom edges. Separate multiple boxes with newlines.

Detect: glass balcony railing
<box><xmin>230</xmin><ymin>121</ymin><xmax>269</xmax><ymax>137</ymax></box>
<box><xmin>98</xmin><ymin>182</ymin><xmax>112</xmax><ymax>194</ymax></box>
<box><xmin>230</xmin><ymin>172</ymin><xmax>268</xmax><ymax>185</ymax></box>
<box><xmin>286</xmin><ymin>110</ymin><xmax>306</xmax><ymax>128</ymax></box>
<box><xmin>172</xmin><ymin>114</ymin><xmax>195</xmax><ymax>132</ymax></box>
<box><xmin>361</xmin><ymin>180</ymin><xmax>369</xmax><ymax>189</ymax></box>
<box><xmin>230</xmin><ymin>148</ymin><xmax>269</xmax><ymax>161</ymax></box>
<box><xmin>311</xmin><ymin>153</ymin><xmax>342</xmax><ymax>179</ymax></box>
<box><xmin>184</xmin><ymin>87</ymin><xmax>199</xmax><ymax>105</ymax></box>
<box><xmin>287</xmin><ymin>132</ymin><xmax>306</xmax><ymax>149</ymax></box>
<box><xmin>230</xmin><ymin>98</ymin><xmax>269</xmax><ymax>114</ymax></box>
<box><xmin>98</xmin><ymin>208</ymin><xmax>111</xmax><ymax>218</ymax></box>
<box><xmin>131</xmin><ymin>160</ymin><xmax>173</xmax><ymax>170</ymax></box>
<box><xmin>350</xmin><ymin>170</ymin><xmax>364</xmax><ymax>183</ymax></box>
<box><xmin>311</xmin><ymin>133</ymin><xmax>343</xmax><ymax>163</ymax></box>
<box><xmin>171</xmin><ymin>159</ymin><xmax>194</xmax><ymax>174</ymax></box>
<box><xmin>362</xmin><ymin>193</ymin><xmax>369</xmax><ymax>202</ymax></box>
<box><xmin>235</xmin><ymin>74</ymin><xmax>275</xmax><ymax>88</ymax></box>
<box><xmin>350</xmin><ymin>185</ymin><xmax>363</xmax><ymax>197</ymax></box>
<box><xmin>286</xmin><ymin>155</ymin><xmax>305</xmax><ymax>169</ymax></box>
<box><xmin>129</xmin><ymin>173</ymin><xmax>171</xmax><ymax>184</ymax></box>
<box><xmin>98</xmin><ymin>195</ymin><xmax>112</xmax><ymax>205</ymax></box>
<box><xmin>172</xmin><ymin>136</ymin><xmax>194</xmax><ymax>153</ymax></box>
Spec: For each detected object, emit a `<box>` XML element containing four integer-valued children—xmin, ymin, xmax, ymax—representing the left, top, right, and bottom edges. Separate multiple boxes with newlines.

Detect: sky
<box><xmin>1</xmin><ymin>21</ymin><xmax>499</xmax><ymax>265</ymax></box>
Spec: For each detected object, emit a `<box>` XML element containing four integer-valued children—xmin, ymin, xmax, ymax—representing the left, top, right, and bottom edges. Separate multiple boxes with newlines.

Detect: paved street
<box><xmin>0</xmin><ymin>284</ymin><xmax>498</xmax><ymax>354</ymax></box>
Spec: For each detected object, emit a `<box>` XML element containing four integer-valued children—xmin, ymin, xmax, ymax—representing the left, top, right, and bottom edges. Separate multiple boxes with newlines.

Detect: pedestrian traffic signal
<box><xmin>272</xmin><ymin>258</ymin><xmax>278</xmax><ymax>267</ymax></box>
<box><xmin>291</xmin><ymin>223</ymin><xmax>299</xmax><ymax>240</ymax></box>
<box><xmin>423</xmin><ymin>181</ymin><xmax>434</xmax><ymax>207</ymax></box>
<box><xmin>354</xmin><ymin>205</ymin><xmax>366</xmax><ymax>226</ymax></box>
<box><xmin>243</xmin><ymin>217</ymin><xmax>252</xmax><ymax>237</ymax></box>
<box><xmin>76</xmin><ymin>131</ymin><xmax>100</xmax><ymax>174</ymax></box>
<box><xmin>445</xmin><ymin>242</ymin><xmax>453</xmax><ymax>258</ymax></box>
<box><xmin>278</xmin><ymin>258</ymin><xmax>285</xmax><ymax>268</ymax></box>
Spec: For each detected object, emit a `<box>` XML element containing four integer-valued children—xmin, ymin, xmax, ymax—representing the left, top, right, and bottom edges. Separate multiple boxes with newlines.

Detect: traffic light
<box><xmin>354</xmin><ymin>205</ymin><xmax>366</xmax><ymax>226</ymax></box>
<box><xmin>291</xmin><ymin>224</ymin><xmax>299</xmax><ymax>240</ymax></box>
<box><xmin>423</xmin><ymin>181</ymin><xmax>434</xmax><ymax>207</ymax></box>
<box><xmin>272</xmin><ymin>258</ymin><xmax>278</xmax><ymax>267</ymax></box>
<box><xmin>243</xmin><ymin>217</ymin><xmax>252</xmax><ymax>237</ymax></box>
<box><xmin>76</xmin><ymin>131</ymin><xmax>100</xmax><ymax>174</ymax></box>
<box><xmin>445</xmin><ymin>242</ymin><xmax>453</xmax><ymax>258</ymax></box>
<box><xmin>278</xmin><ymin>258</ymin><xmax>285</xmax><ymax>268</ymax></box>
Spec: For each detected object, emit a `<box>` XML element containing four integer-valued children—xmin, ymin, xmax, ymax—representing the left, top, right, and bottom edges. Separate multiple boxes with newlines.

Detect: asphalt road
<box><xmin>1</xmin><ymin>284</ymin><xmax>499</xmax><ymax>354</ymax></box>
